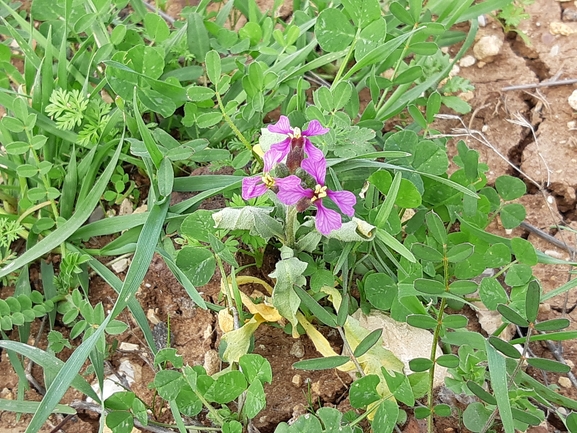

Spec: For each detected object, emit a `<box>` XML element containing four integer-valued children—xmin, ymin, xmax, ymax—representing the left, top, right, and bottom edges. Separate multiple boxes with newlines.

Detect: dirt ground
<box><xmin>3</xmin><ymin>0</ymin><xmax>577</xmax><ymax>432</ymax></box>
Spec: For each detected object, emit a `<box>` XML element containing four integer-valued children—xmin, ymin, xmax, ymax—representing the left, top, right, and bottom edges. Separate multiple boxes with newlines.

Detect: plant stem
<box><xmin>336</xmin><ymin>326</ymin><xmax>365</xmax><ymax>378</ymax></box>
<box><xmin>427</xmin><ymin>247</ymin><xmax>450</xmax><ymax>433</ymax></box>
<box><xmin>285</xmin><ymin>206</ymin><xmax>298</xmax><ymax>249</ymax></box>
<box><xmin>330</xmin><ymin>30</ymin><xmax>359</xmax><ymax>91</ymax></box>
<box><xmin>214</xmin><ymin>89</ymin><xmax>252</xmax><ymax>152</ymax></box>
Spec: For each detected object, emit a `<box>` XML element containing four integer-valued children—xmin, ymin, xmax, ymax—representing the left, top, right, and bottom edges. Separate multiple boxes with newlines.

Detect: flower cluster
<box><xmin>242</xmin><ymin>116</ymin><xmax>356</xmax><ymax>235</ymax></box>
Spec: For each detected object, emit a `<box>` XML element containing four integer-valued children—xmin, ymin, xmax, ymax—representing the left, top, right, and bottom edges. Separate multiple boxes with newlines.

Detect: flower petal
<box><xmin>327</xmin><ymin>190</ymin><xmax>356</xmax><ymax>217</ymax></box>
<box><xmin>314</xmin><ymin>201</ymin><xmax>342</xmax><ymax>235</ymax></box>
<box><xmin>301</xmin><ymin>156</ymin><xmax>327</xmax><ymax>186</ymax></box>
<box><xmin>242</xmin><ymin>176</ymin><xmax>268</xmax><ymax>200</ymax></box>
<box><xmin>303</xmin><ymin>120</ymin><xmax>330</xmax><ymax>137</ymax></box>
<box><xmin>263</xmin><ymin>138</ymin><xmax>291</xmax><ymax>171</ymax></box>
<box><xmin>276</xmin><ymin>176</ymin><xmax>311</xmax><ymax>205</ymax></box>
<box><xmin>303</xmin><ymin>139</ymin><xmax>325</xmax><ymax>163</ymax></box>
<box><xmin>267</xmin><ymin>115</ymin><xmax>292</xmax><ymax>134</ymax></box>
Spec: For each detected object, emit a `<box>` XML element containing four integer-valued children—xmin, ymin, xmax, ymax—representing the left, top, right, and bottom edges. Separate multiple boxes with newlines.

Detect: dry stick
<box><xmin>502</xmin><ymin>78</ymin><xmax>577</xmax><ymax>92</ymax></box>
<box><xmin>520</xmin><ymin>221</ymin><xmax>577</xmax><ymax>256</ymax></box>
<box><xmin>144</xmin><ymin>2</ymin><xmax>176</xmax><ymax>25</ymax></box>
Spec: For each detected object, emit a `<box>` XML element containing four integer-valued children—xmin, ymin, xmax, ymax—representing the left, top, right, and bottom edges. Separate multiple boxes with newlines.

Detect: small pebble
<box><xmin>550</xmin><ymin>21</ymin><xmax>577</xmax><ymax>35</ymax></box>
<box><xmin>473</xmin><ymin>35</ymin><xmax>503</xmax><ymax>62</ymax></box>
<box><xmin>289</xmin><ymin>340</ymin><xmax>305</xmax><ymax>358</ymax></box>
<box><xmin>292</xmin><ymin>374</ymin><xmax>302</xmax><ymax>387</ymax></box>
<box><xmin>559</xmin><ymin>376</ymin><xmax>572</xmax><ymax>389</ymax></box>
<box><xmin>568</xmin><ymin>90</ymin><xmax>577</xmax><ymax>111</ymax></box>
<box><xmin>459</xmin><ymin>55</ymin><xmax>476</xmax><ymax>68</ymax></box>
<box><xmin>567</xmin><ymin>359</ymin><xmax>575</xmax><ymax>369</ymax></box>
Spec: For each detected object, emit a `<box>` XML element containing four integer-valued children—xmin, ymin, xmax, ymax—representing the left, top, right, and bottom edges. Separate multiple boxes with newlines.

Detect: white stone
<box><xmin>119</xmin><ymin>342</ymin><xmax>139</xmax><ymax>351</ymax></box>
<box><xmin>568</xmin><ymin>90</ymin><xmax>577</xmax><ymax>111</ymax></box>
<box><xmin>559</xmin><ymin>376</ymin><xmax>572</xmax><ymax>389</ymax></box>
<box><xmin>473</xmin><ymin>35</ymin><xmax>503</xmax><ymax>61</ymax></box>
<box><xmin>459</xmin><ymin>55</ymin><xmax>476</xmax><ymax>68</ymax></box>
<box><xmin>111</xmin><ymin>257</ymin><xmax>130</xmax><ymax>273</ymax></box>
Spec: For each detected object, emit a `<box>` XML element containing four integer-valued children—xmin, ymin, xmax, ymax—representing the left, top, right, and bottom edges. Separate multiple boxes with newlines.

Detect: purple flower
<box><xmin>242</xmin><ymin>173</ymin><xmax>277</xmax><ymax>200</ymax></box>
<box><xmin>264</xmin><ymin>116</ymin><xmax>329</xmax><ymax>172</ymax></box>
<box><xmin>275</xmin><ymin>158</ymin><xmax>356</xmax><ymax>235</ymax></box>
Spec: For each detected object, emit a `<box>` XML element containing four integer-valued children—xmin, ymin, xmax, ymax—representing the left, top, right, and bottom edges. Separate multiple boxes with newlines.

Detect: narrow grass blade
<box><xmin>0</xmin><ymin>141</ymin><xmax>122</xmax><ymax>279</ymax></box>
<box><xmin>485</xmin><ymin>341</ymin><xmax>514</xmax><ymax>433</ymax></box>
<box><xmin>375</xmin><ymin>228</ymin><xmax>416</xmax><ymax>263</ymax></box>
<box><xmin>0</xmin><ymin>399</ymin><xmax>75</xmax><ymax>415</ymax></box>
<box><xmin>0</xmin><ymin>341</ymin><xmax>99</xmax><ymax>402</ymax></box>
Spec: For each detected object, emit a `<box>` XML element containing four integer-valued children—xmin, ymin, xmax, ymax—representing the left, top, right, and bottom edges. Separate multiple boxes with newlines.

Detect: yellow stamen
<box><xmin>311</xmin><ymin>184</ymin><xmax>328</xmax><ymax>202</ymax></box>
<box><xmin>261</xmin><ymin>173</ymin><xmax>276</xmax><ymax>188</ymax></box>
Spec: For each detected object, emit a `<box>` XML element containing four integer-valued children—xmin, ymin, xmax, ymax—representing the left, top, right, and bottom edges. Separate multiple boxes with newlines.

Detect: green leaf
<box><xmin>434</xmin><ymin>404</ymin><xmax>452</xmax><ymax>417</ymax></box>
<box><xmin>154</xmin><ymin>370</ymin><xmax>186</xmax><ymax>400</ymax></box>
<box><xmin>412</xmin><ymin>141</ymin><xmax>449</xmax><ymax>175</ymax></box>
<box><xmin>293</xmin><ymin>356</ymin><xmax>349</xmax><ymax>370</ymax></box>
<box><xmin>205</xmin><ymin>50</ymin><xmax>221</xmax><ymax>85</ymax></box>
<box><xmin>187</xmin><ymin>13</ymin><xmax>210</xmax><ymax>62</ymax></box>
<box><xmin>205</xmin><ymin>371</ymin><xmax>247</xmax><ymax>404</ymax></box>
<box><xmin>364</xmin><ymin>273</ymin><xmax>397</xmax><ymax>310</ymax></box>
<box><xmin>525</xmin><ymin>280</ymin><xmax>540</xmax><ymax>323</ymax></box>
<box><xmin>138</xmin><ymin>87</ymin><xmax>176</xmax><ymax>117</ymax></box>
<box><xmin>133</xmin><ymin>89</ymin><xmax>164</xmax><ymax>168</ymax></box>
<box><xmin>504</xmin><ymin>263</ymin><xmax>532</xmax><ymax>287</ymax></box>
<box><xmin>511</xmin><ymin>237</ymin><xmax>537</xmax><ymax>266</ymax></box>
<box><xmin>187</xmin><ymin>85</ymin><xmax>215</xmax><ymax>102</ymax></box>
<box><xmin>479</xmin><ymin>278</ymin><xmax>508</xmax><ymax>310</ymax></box>
<box><xmin>497</xmin><ymin>304</ymin><xmax>528</xmax><ymax>327</ymax></box>
<box><xmin>526</xmin><ymin>357</ymin><xmax>571</xmax><ymax>373</ymax></box>
<box><xmin>176</xmin><ymin>246</ymin><xmax>216</xmax><ymax>287</ymax></box>
<box><xmin>294</xmin><ymin>286</ymin><xmax>336</xmax><ymax>327</ymax></box>
<box><xmin>463</xmin><ymin>402</ymin><xmax>492</xmax><ymax>432</ymax></box>
<box><xmin>411</xmin><ymin>243</ymin><xmax>443</xmax><ymax>262</ymax></box>
<box><xmin>144</xmin><ymin>12</ymin><xmax>170</xmax><ymax>42</ymax></box>
<box><xmin>495</xmin><ymin>175</ymin><xmax>526</xmax><ymax>201</ymax></box>
<box><xmin>467</xmin><ymin>381</ymin><xmax>497</xmax><ymax>405</ymax></box>
<box><xmin>414</xmin><ymin>278</ymin><xmax>445</xmax><ymax>295</ymax></box>
<box><xmin>436</xmin><ymin>354</ymin><xmax>459</xmax><ymax>368</ymax></box>
<box><xmin>441</xmin><ymin>95</ymin><xmax>471</xmax><ymax>114</ymax></box>
<box><xmin>389</xmin><ymin>1</ymin><xmax>415</xmax><ymax>25</ymax></box>
<box><xmin>341</xmin><ymin>0</ymin><xmax>381</xmax><ymax>27</ymax></box>
<box><xmin>407</xmin><ymin>314</ymin><xmax>437</xmax><ymax>330</ymax></box>
<box><xmin>372</xmin><ymin>399</ymin><xmax>399</xmax><ymax>433</ymax></box>
<box><xmin>0</xmin><ymin>399</ymin><xmax>75</xmax><ymax>415</ymax></box>
<box><xmin>239</xmin><ymin>354</ymin><xmax>272</xmax><ymax>384</ymax></box>
<box><xmin>349</xmin><ymin>374</ymin><xmax>380</xmax><ymax>408</ymax></box>
<box><xmin>196</xmin><ymin>111</ymin><xmax>223</xmax><ymax>128</ymax></box>
<box><xmin>353</xmin><ymin>329</ymin><xmax>383</xmax><ymax>358</ymax></box>
<box><xmin>533</xmin><ymin>318</ymin><xmax>570</xmax><ymax>332</ymax></box>
<box><xmin>315</xmin><ymin>8</ymin><xmax>355</xmax><ymax>52</ymax></box>
<box><xmin>381</xmin><ymin>368</ymin><xmax>414</xmax><ymax>406</ymax></box>
<box><xmin>270</xmin><ymin>257</ymin><xmax>307</xmax><ymax>332</ymax></box>
<box><xmin>442</xmin><ymin>315</ymin><xmax>468</xmax><ymax>329</ymax></box>
<box><xmin>425</xmin><ymin>211</ymin><xmax>447</xmax><ymax>245</ymax></box>
<box><xmin>484</xmin><ymin>243</ymin><xmax>511</xmax><ymax>268</ymax></box>
<box><xmin>500</xmin><ymin>203</ymin><xmax>527</xmax><ymax>229</ymax></box>
<box><xmin>180</xmin><ymin>210</ymin><xmax>216</xmax><ymax>243</ymax></box>
<box><xmin>488</xmin><ymin>336</ymin><xmax>521</xmax><ymax>359</ymax></box>
<box><xmin>243</xmin><ymin>380</ymin><xmax>266</xmax><ymax>418</ymax></box>
<box><xmin>485</xmin><ymin>341</ymin><xmax>515</xmax><ymax>433</ymax></box>
<box><xmin>105</xmin><ymin>411</ymin><xmax>134</xmax><ymax>433</ymax></box>
<box><xmin>157</xmin><ymin>157</ymin><xmax>174</xmax><ymax>198</ymax></box>
<box><xmin>446</xmin><ymin>243</ymin><xmax>474</xmax><ymax>263</ymax></box>
<box><xmin>566</xmin><ymin>412</ymin><xmax>577</xmax><ymax>432</ymax></box>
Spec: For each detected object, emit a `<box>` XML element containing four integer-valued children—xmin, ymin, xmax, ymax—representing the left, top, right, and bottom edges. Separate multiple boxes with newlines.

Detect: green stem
<box><xmin>330</xmin><ymin>31</ymin><xmax>359</xmax><ymax>91</ymax></box>
<box><xmin>285</xmin><ymin>206</ymin><xmax>298</xmax><ymax>249</ymax></box>
<box><xmin>427</xmin><ymin>248</ymin><xmax>449</xmax><ymax>433</ymax></box>
<box><xmin>214</xmin><ymin>89</ymin><xmax>252</xmax><ymax>152</ymax></box>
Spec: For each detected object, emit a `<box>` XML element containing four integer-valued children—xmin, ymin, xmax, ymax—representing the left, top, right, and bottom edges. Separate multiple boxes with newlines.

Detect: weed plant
<box><xmin>0</xmin><ymin>0</ymin><xmax>577</xmax><ymax>432</ymax></box>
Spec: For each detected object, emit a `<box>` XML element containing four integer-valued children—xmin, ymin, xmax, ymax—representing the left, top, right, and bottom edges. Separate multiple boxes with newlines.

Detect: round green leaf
<box><xmin>180</xmin><ymin>210</ymin><xmax>217</xmax><ymax>243</ymax></box>
<box><xmin>463</xmin><ymin>402</ymin><xmax>492</xmax><ymax>432</ymax></box>
<box><xmin>176</xmin><ymin>246</ymin><xmax>216</xmax><ymax>287</ymax></box>
<box><xmin>414</xmin><ymin>407</ymin><xmax>431</xmax><ymax>419</ymax></box>
<box><xmin>449</xmin><ymin>280</ymin><xmax>477</xmax><ymax>295</ymax></box>
<box><xmin>187</xmin><ymin>85</ymin><xmax>216</xmax><ymax>102</ymax></box>
<box><xmin>414</xmin><ymin>278</ymin><xmax>444</xmax><ymax>295</ymax></box>
<box><xmin>364</xmin><ymin>273</ymin><xmax>397</xmax><ymax>310</ymax></box>
<box><xmin>511</xmin><ymin>237</ymin><xmax>537</xmax><ymax>266</ymax></box>
<box><xmin>409</xmin><ymin>357</ymin><xmax>433</xmax><ymax>372</ymax></box>
<box><xmin>500</xmin><ymin>203</ymin><xmax>526</xmax><ymax>229</ymax></box>
<box><xmin>315</xmin><ymin>8</ymin><xmax>355</xmax><ymax>52</ymax></box>
<box><xmin>411</xmin><ymin>243</ymin><xmax>443</xmax><ymax>262</ymax></box>
<box><xmin>105</xmin><ymin>411</ymin><xmax>133</xmax><ymax>433</ymax></box>
<box><xmin>504</xmin><ymin>263</ymin><xmax>533</xmax><ymax>287</ymax></box>
<box><xmin>495</xmin><ymin>175</ymin><xmax>526</xmax><ymax>201</ymax></box>
<box><xmin>479</xmin><ymin>277</ymin><xmax>508</xmax><ymax>310</ymax></box>
<box><xmin>350</xmin><ymin>374</ymin><xmax>381</xmax><ymax>408</ymax></box>
<box><xmin>434</xmin><ymin>404</ymin><xmax>451</xmax><ymax>417</ymax></box>
<box><xmin>483</xmin><ymin>243</ymin><xmax>511</xmax><ymax>268</ymax></box>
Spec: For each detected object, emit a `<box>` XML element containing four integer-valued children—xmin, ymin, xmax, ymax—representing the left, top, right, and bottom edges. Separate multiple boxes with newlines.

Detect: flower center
<box><xmin>261</xmin><ymin>173</ymin><xmax>276</xmax><ymax>188</ymax></box>
<box><xmin>289</xmin><ymin>127</ymin><xmax>302</xmax><ymax>139</ymax></box>
<box><xmin>311</xmin><ymin>184</ymin><xmax>327</xmax><ymax>202</ymax></box>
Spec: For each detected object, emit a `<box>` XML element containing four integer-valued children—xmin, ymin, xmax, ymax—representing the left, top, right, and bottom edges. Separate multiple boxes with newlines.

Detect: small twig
<box><xmin>520</xmin><ymin>221</ymin><xmax>577</xmax><ymax>256</ymax></box>
<box><xmin>48</xmin><ymin>414</ymin><xmax>75</xmax><ymax>433</ymax></box>
<box><xmin>144</xmin><ymin>2</ymin><xmax>176</xmax><ymax>25</ymax></box>
<box><xmin>542</xmin><ymin>338</ymin><xmax>577</xmax><ymax>389</ymax></box>
<box><xmin>502</xmin><ymin>78</ymin><xmax>577</xmax><ymax>92</ymax></box>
